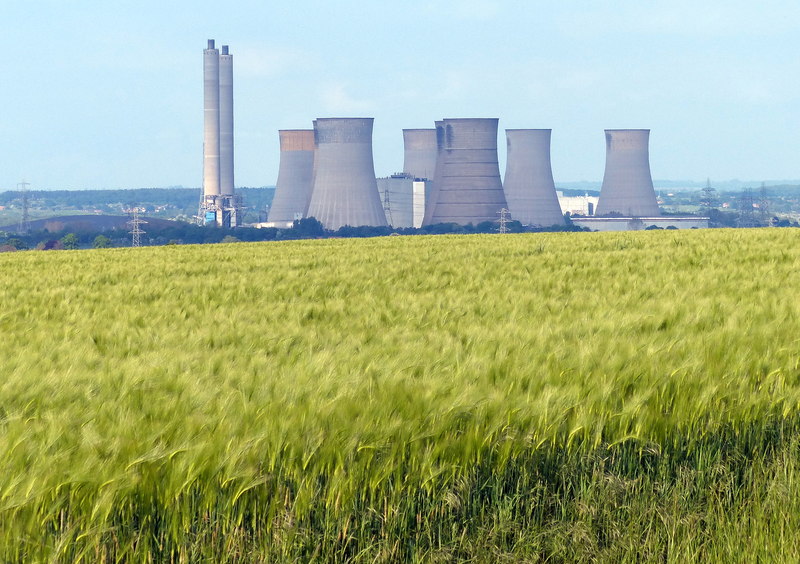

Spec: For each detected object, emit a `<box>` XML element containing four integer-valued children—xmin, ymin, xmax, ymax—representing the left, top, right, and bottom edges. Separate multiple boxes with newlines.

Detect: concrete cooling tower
<box><xmin>309</xmin><ymin>119</ymin><xmax>319</xmax><ymax>192</ymax></box>
<box><xmin>268</xmin><ymin>130</ymin><xmax>316</xmax><ymax>223</ymax></box>
<box><xmin>503</xmin><ymin>129</ymin><xmax>565</xmax><ymax>227</ymax></box>
<box><xmin>423</xmin><ymin>118</ymin><xmax>507</xmax><ymax>226</ymax></box>
<box><xmin>219</xmin><ymin>45</ymin><xmax>235</xmax><ymax>196</ymax></box>
<box><xmin>402</xmin><ymin>129</ymin><xmax>437</xmax><ymax>181</ymax></box>
<box><xmin>203</xmin><ymin>39</ymin><xmax>220</xmax><ymax>197</ymax></box>
<box><xmin>595</xmin><ymin>129</ymin><xmax>660</xmax><ymax>217</ymax></box>
<box><xmin>306</xmin><ymin>118</ymin><xmax>388</xmax><ymax>230</ymax></box>
<box><xmin>421</xmin><ymin>120</ymin><xmax>445</xmax><ymax>225</ymax></box>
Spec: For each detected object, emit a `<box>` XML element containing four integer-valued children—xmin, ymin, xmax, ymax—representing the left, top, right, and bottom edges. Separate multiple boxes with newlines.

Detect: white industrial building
<box><xmin>377</xmin><ymin>173</ymin><xmax>427</xmax><ymax>228</ymax></box>
<box><xmin>557</xmin><ymin>191</ymin><xmax>599</xmax><ymax>216</ymax></box>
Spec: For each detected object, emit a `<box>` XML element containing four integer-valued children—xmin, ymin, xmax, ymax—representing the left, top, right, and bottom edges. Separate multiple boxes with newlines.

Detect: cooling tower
<box><xmin>268</xmin><ymin>129</ymin><xmax>316</xmax><ymax>223</ymax></box>
<box><xmin>423</xmin><ymin>118</ymin><xmax>507</xmax><ymax>226</ymax></box>
<box><xmin>402</xmin><ymin>129</ymin><xmax>437</xmax><ymax>181</ymax></box>
<box><xmin>503</xmin><ymin>129</ymin><xmax>565</xmax><ymax>227</ymax></box>
<box><xmin>306</xmin><ymin>118</ymin><xmax>388</xmax><ymax>230</ymax></box>
<box><xmin>309</xmin><ymin>119</ymin><xmax>319</xmax><ymax>195</ymax></box>
<box><xmin>203</xmin><ymin>39</ymin><xmax>220</xmax><ymax>197</ymax></box>
<box><xmin>421</xmin><ymin>120</ymin><xmax>445</xmax><ymax>225</ymax></box>
<box><xmin>219</xmin><ymin>45</ymin><xmax>234</xmax><ymax>196</ymax></box>
<box><xmin>595</xmin><ymin>129</ymin><xmax>660</xmax><ymax>217</ymax></box>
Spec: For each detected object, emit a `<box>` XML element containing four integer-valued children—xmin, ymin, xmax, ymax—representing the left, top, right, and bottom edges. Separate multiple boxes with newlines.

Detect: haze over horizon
<box><xmin>2</xmin><ymin>1</ymin><xmax>799</xmax><ymax>191</ymax></box>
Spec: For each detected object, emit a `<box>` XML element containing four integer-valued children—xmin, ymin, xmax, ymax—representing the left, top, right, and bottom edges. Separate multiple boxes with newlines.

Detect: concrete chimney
<box><xmin>203</xmin><ymin>39</ymin><xmax>220</xmax><ymax>197</ymax></box>
<box><xmin>219</xmin><ymin>45</ymin><xmax>234</xmax><ymax>196</ymax></box>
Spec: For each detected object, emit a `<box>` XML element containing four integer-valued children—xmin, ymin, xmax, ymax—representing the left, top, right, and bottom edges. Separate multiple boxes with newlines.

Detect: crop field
<box><xmin>1</xmin><ymin>229</ymin><xmax>800</xmax><ymax>562</ymax></box>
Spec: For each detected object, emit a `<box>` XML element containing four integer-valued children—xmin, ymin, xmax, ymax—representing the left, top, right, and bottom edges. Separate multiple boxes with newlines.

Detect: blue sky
<box><xmin>1</xmin><ymin>0</ymin><xmax>799</xmax><ymax>190</ymax></box>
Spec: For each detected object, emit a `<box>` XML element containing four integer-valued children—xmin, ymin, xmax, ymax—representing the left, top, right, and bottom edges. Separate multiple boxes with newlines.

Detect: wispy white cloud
<box><xmin>318</xmin><ymin>82</ymin><xmax>377</xmax><ymax>114</ymax></box>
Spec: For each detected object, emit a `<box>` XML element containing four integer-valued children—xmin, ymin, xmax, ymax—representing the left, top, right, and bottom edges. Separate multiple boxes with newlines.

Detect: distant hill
<box><xmin>0</xmin><ymin>188</ymin><xmax>200</xmax><ymax>208</ymax></box>
<box><xmin>0</xmin><ymin>215</ymin><xmax>183</xmax><ymax>233</ymax></box>
<box><xmin>556</xmin><ymin>180</ymin><xmax>800</xmax><ymax>193</ymax></box>
<box><xmin>0</xmin><ymin>186</ymin><xmax>276</xmax><ymax>225</ymax></box>
<box><xmin>0</xmin><ymin>187</ymin><xmax>275</xmax><ymax>207</ymax></box>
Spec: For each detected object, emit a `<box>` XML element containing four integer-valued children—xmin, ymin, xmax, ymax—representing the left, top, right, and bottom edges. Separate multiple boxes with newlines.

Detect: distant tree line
<box><xmin>0</xmin><ymin>216</ymin><xmax>590</xmax><ymax>252</ymax></box>
<box><xmin>3</xmin><ymin>195</ymin><xmax>799</xmax><ymax>253</ymax></box>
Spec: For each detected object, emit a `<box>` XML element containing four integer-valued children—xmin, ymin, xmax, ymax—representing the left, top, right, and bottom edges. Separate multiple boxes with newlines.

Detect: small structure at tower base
<box><xmin>199</xmin><ymin>194</ymin><xmax>244</xmax><ymax>228</ymax></box>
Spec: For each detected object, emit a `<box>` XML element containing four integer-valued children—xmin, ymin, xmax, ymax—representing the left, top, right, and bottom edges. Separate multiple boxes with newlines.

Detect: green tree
<box><xmin>61</xmin><ymin>233</ymin><xmax>80</xmax><ymax>250</ymax></box>
<box><xmin>4</xmin><ymin>238</ymin><xmax>28</xmax><ymax>250</ymax></box>
<box><xmin>93</xmin><ymin>235</ymin><xmax>111</xmax><ymax>249</ymax></box>
<box><xmin>36</xmin><ymin>240</ymin><xmax>63</xmax><ymax>251</ymax></box>
<box><xmin>292</xmin><ymin>217</ymin><xmax>326</xmax><ymax>238</ymax></box>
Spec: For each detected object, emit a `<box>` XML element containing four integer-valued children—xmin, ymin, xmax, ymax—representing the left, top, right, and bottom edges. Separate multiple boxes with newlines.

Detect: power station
<box><xmin>306</xmin><ymin>118</ymin><xmax>388</xmax><ymax>230</ymax></box>
<box><xmin>190</xmin><ymin>43</ymin><xmax>704</xmax><ymax>234</ymax></box>
<box><xmin>254</xmin><ymin>119</ymin><xmax>708</xmax><ymax>231</ymax></box>
<box><xmin>595</xmin><ymin>129</ymin><xmax>660</xmax><ymax>217</ymax></box>
<box><xmin>503</xmin><ymin>129</ymin><xmax>565</xmax><ymax>227</ymax></box>
<box><xmin>200</xmin><ymin>39</ymin><xmax>242</xmax><ymax>227</ymax></box>
<box><xmin>268</xmin><ymin>129</ymin><xmax>316</xmax><ymax>226</ymax></box>
<box><xmin>424</xmin><ymin>118</ymin><xmax>508</xmax><ymax>226</ymax></box>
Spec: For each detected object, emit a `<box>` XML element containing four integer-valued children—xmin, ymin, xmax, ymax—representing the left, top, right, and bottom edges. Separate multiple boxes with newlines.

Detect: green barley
<box><xmin>0</xmin><ymin>229</ymin><xmax>799</xmax><ymax>561</ymax></box>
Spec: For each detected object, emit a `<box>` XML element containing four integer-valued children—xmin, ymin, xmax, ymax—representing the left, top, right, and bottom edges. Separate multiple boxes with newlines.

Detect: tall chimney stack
<box><xmin>219</xmin><ymin>45</ymin><xmax>234</xmax><ymax>196</ymax></box>
<box><xmin>203</xmin><ymin>39</ymin><xmax>220</xmax><ymax>197</ymax></box>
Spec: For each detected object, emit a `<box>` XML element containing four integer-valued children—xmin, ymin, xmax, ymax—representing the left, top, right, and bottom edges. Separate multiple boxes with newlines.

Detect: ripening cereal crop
<box><xmin>1</xmin><ymin>228</ymin><xmax>799</xmax><ymax>562</ymax></box>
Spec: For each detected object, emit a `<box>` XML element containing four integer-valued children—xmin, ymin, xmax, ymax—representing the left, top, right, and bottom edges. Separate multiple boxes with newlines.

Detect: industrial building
<box><xmin>200</xmin><ymin>39</ymin><xmax>242</xmax><ymax>227</ymax></box>
<box><xmin>595</xmin><ymin>129</ymin><xmax>660</xmax><ymax>217</ymax></box>
<box><xmin>424</xmin><ymin>118</ymin><xmax>508</xmax><ymax>226</ymax></box>
<box><xmin>377</xmin><ymin>173</ymin><xmax>427</xmax><ymax>228</ymax></box>
<box><xmin>306</xmin><ymin>118</ymin><xmax>388</xmax><ymax>230</ymax></box>
<box><xmin>557</xmin><ymin>192</ymin><xmax>599</xmax><ymax>216</ymax></box>
<box><xmin>267</xmin><ymin>129</ymin><xmax>316</xmax><ymax>226</ymax></box>
<box><xmin>503</xmin><ymin>129</ymin><xmax>565</xmax><ymax>227</ymax></box>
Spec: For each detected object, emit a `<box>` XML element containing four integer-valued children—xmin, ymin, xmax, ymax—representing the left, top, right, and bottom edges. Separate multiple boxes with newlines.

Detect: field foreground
<box><xmin>2</xmin><ymin>230</ymin><xmax>800</xmax><ymax>562</ymax></box>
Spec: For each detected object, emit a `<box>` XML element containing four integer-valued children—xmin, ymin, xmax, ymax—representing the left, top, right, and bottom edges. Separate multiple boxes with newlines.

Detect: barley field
<box><xmin>1</xmin><ymin>229</ymin><xmax>800</xmax><ymax>562</ymax></box>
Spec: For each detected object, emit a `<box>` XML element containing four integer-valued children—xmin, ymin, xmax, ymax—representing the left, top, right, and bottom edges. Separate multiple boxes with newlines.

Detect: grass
<box><xmin>1</xmin><ymin>229</ymin><xmax>799</xmax><ymax>561</ymax></box>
